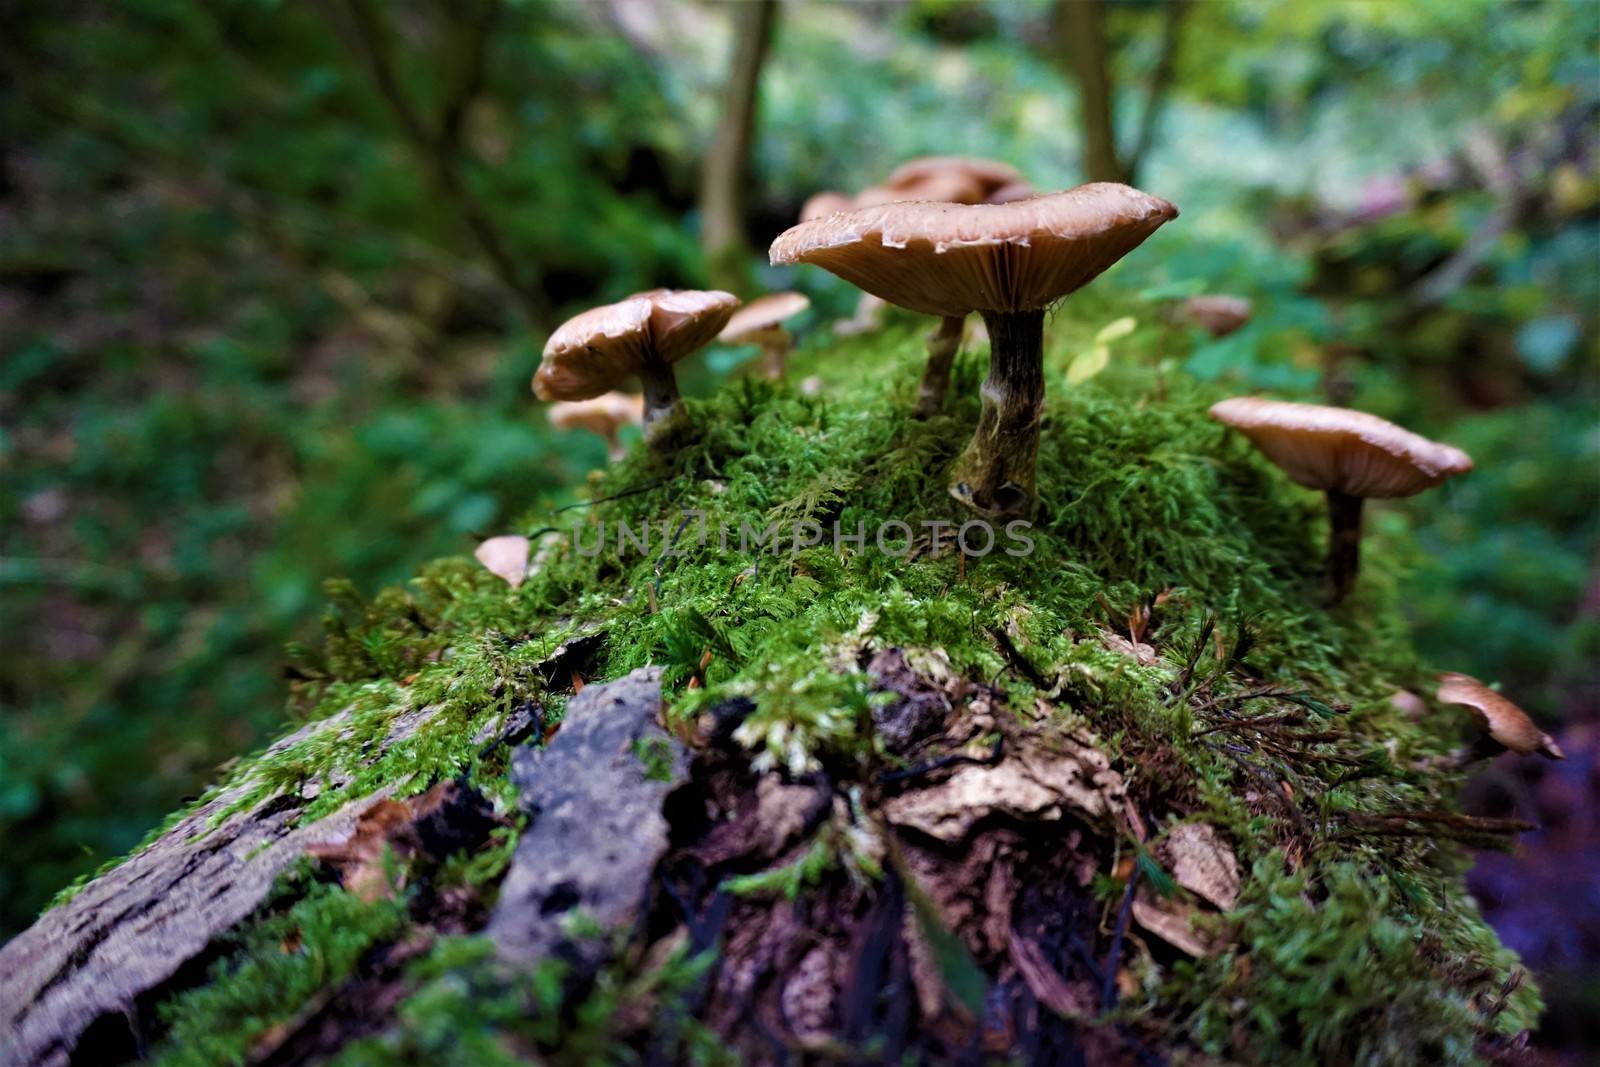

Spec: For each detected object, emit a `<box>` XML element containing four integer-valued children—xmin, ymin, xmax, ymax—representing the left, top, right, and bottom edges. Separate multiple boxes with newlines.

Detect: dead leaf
<box><xmin>1158</xmin><ymin>823</ymin><xmax>1241</xmax><ymax>911</ymax></box>
<box><xmin>1132</xmin><ymin>892</ymin><xmax>1219</xmax><ymax>957</ymax></box>
<box><xmin>474</xmin><ymin>535</ymin><xmax>530</xmax><ymax>588</ymax></box>
<box><xmin>304</xmin><ymin>781</ymin><xmax>493</xmax><ymax>902</ymax></box>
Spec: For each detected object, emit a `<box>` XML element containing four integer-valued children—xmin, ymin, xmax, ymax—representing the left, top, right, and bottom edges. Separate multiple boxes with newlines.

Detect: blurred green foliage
<box><xmin>1</xmin><ymin>0</ymin><xmax>1595</xmax><ymax>940</ymax></box>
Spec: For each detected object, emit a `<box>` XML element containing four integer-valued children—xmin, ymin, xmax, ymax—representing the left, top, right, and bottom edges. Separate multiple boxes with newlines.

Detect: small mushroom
<box><xmin>1208</xmin><ymin>398</ymin><xmax>1473</xmax><ymax>604</ymax></box>
<box><xmin>718</xmin><ymin>292</ymin><xmax>810</xmax><ymax>379</ymax></box>
<box><xmin>1182</xmin><ymin>294</ymin><xmax>1252</xmax><ymax>338</ymax></box>
<box><xmin>547</xmin><ymin>391</ymin><xmax>644</xmax><ymax>461</ymax></box>
<box><xmin>534</xmin><ymin>289</ymin><xmax>739</xmax><ymax>450</ymax></box>
<box><xmin>475</xmin><ymin>535</ymin><xmax>530</xmax><ymax>588</ymax></box>
<box><xmin>1437</xmin><ymin>672</ymin><xmax>1563</xmax><ymax>760</ymax></box>
<box><xmin>771</xmin><ymin>184</ymin><xmax>1178</xmax><ymax>518</ymax></box>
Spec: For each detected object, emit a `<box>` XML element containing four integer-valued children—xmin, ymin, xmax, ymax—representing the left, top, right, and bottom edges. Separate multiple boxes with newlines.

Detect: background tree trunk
<box><xmin>1057</xmin><ymin>0</ymin><xmax>1188</xmax><ymax>187</ymax></box>
<box><xmin>1057</xmin><ymin>0</ymin><xmax>1126</xmax><ymax>185</ymax></box>
<box><xmin>699</xmin><ymin>0</ymin><xmax>777</xmax><ymax>293</ymax></box>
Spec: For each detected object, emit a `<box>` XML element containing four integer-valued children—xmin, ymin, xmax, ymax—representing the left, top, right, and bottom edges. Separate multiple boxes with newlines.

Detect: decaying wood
<box><xmin>0</xmin><ymin>696</ymin><xmax>523</xmax><ymax>1067</ymax></box>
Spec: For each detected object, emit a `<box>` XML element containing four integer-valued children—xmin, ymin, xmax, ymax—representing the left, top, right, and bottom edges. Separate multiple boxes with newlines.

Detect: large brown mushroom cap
<box><xmin>1437</xmin><ymin>672</ymin><xmax>1564</xmax><ymax>759</ymax></box>
<box><xmin>769</xmin><ymin>184</ymin><xmax>1179</xmax><ymax>318</ymax></box>
<box><xmin>719</xmin><ymin>292</ymin><xmax>811</xmax><ymax>344</ymax></box>
<box><xmin>535</xmin><ymin>289</ymin><xmax>738</xmax><ymax>401</ymax></box>
<box><xmin>1208</xmin><ymin>398</ymin><xmax>1473</xmax><ymax>499</ymax></box>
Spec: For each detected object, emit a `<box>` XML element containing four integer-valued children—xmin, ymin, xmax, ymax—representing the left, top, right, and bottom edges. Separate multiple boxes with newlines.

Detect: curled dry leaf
<box><xmin>474</xmin><ymin>534</ymin><xmax>530</xmax><ymax>588</ymax></box>
<box><xmin>1132</xmin><ymin>892</ymin><xmax>1220</xmax><ymax>957</ymax></box>
<box><xmin>883</xmin><ymin>731</ymin><xmax>1124</xmax><ymax>843</ymax></box>
<box><xmin>304</xmin><ymin>781</ymin><xmax>496</xmax><ymax>903</ymax></box>
<box><xmin>1158</xmin><ymin>823</ymin><xmax>1241</xmax><ymax>911</ymax></box>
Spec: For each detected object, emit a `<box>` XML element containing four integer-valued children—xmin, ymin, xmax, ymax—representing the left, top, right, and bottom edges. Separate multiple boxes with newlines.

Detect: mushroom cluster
<box><xmin>800</xmin><ymin>156</ymin><xmax>1038</xmax><ymax>418</ymax></box>
<box><xmin>534</xmin><ymin>288</ymin><xmax>738</xmax><ymax>451</ymax></box>
<box><xmin>1208</xmin><ymin>397</ymin><xmax>1473</xmax><ymax>603</ymax></box>
<box><xmin>772</xmin><ymin>182</ymin><xmax>1178</xmax><ymax>518</ymax></box>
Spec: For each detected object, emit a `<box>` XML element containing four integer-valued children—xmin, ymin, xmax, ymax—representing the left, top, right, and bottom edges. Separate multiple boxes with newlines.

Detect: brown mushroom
<box><xmin>984</xmin><ymin>180</ymin><xmax>1037</xmax><ymax>205</ymax></box>
<box><xmin>718</xmin><ymin>292</ymin><xmax>810</xmax><ymax>379</ymax></box>
<box><xmin>771</xmin><ymin>184</ymin><xmax>1178</xmax><ymax>517</ymax></box>
<box><xmin>875</xmin><ymin>161</ymin><xmax>1035</xmax><ymax>418</ymax></box>
<box><xmin>800</xmin><ymin>191</ymin><xmax>853</xmax><ymax>223</ymax></box>
<box><xmin>547</xmin><ymin>391</ymin><xmax>644</xmax><ymax>461</ymax></box>
<box><xmin>882</xmin><ymin>156</ymin><xmax>1026</xmax><ymax>199</ymax></box>
<box><xmin>535</xmin><ymin>289</ymin><xmax>738</xmax><ymax>450</ymax></box>
<box><xmin>1208</xmin><ymin>398</ymin><xmax>1473</xmax><ymax>603</ymax></box>
<box><xmin>1182</xmin><ymin>295</ymin><xmax>1253</xmax><ymax>338</ymax></box>
<box><xmin>1436</xmin><ymin>672</ymin><xmax>1563</xmax><ymax>759</ymax></box>
<box><xmin>855</xmin><ymin>170</ymin><xmax>987</xmax><ymax>209</ymax></box>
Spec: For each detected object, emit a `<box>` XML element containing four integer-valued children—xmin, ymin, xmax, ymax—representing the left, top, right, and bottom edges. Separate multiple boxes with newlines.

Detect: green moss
<box><xmin>322</xmin><ymin>935</ymin><xmax>734</xmax><ymax>1067</ymax></box>
<box><xmin>50</xmin><ymin>292</ymin><xmax>1535</xmax><ymax>1064</ymax></box>
<box><xmin>148</xmin><ymin>873</ymin><xmax>409</xmax><ymax>1067</ymax></box>
<box><xmin>1172</xmin><ymin>853</ymin><xmax>1537</xmax><ymax>1065</ymax></box>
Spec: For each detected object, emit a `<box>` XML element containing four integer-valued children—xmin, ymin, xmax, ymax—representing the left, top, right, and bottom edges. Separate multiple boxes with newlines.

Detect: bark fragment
<box><xmin>487</xmin><ymin>666</ymin><xmax>688</xmax><ymax>969</ymax></box>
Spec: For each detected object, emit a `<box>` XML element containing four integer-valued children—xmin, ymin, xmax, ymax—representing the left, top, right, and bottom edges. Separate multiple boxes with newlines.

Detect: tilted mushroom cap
<box><xmin>1208</xmin><ymin>398</ymin><xmax>1473</xmax><ymax>498</ymax></box>
<box><xmin>719</xmin><ymin>292</ymin><xmax>811</xmax><ymax>344</ymax></box>
<box><xmin>535</xmin><ymin>289</ymin><xmax>739</xmax><ymax>401</ymax></box>
<box><xmin>769</xmin><ymin>184</ymin><xmax>1179</xmax><ymax>318</ymax></box>
<box><xmin>547</xmin><ymin>391</ymin><xmax>644</xmax><ymax>435</ymax></box>
<box><xmin>800</xmin><ymin>191</ymin><xmax>855</xmax><ymax>222</ymax></box>
<box><xmin>1437</xmin><ymin>672</ymin><xmax>1564</xmax><ymax>759</ymax></box>
<box><xmin>985</xmin><ymin>180</ymin><xmax>1036</xmax><ymax>205</ymax></box>
<box><xmin>1183</xmin><ymin>294</ymin><xmax>1252</xmax><ymax>337</ymax></box>
<box><xmin>855</xmin><ymin>170</ymin><xmax>989</xmax><ymax>209</ymax></box>
<box><xmin>884</xmin><ymin>156</ymin><xmax>1025</xmax><ymax>197</ymax></box>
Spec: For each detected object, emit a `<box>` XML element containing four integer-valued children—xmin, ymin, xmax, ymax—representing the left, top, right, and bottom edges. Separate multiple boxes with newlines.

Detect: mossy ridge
<box><xmin>88</xmin><ymin>297</ymin><xmax>1533</xmax><ymax>1065</ymax></box>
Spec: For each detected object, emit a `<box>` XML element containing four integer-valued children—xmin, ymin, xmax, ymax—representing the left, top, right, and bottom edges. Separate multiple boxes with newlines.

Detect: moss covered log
<box><xmin>0</xmin><ymin>309</ymin><xmax>1540</xmax><ymax>1067</ymax></box>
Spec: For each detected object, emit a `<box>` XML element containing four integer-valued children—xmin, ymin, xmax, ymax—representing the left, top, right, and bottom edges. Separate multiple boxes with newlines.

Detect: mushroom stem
<box><xmin>1325</xmin><ymin>489</ymin><xmax>1364</xmax><ymax>604</ymax></box>
<box><xmin>638</xmin><ymin>354</ymin><xmax>688</xmax><ymax>449</ymax></box>
<box><xmin>914</xmin><ymin>314</ymin><xmax>965</xmax><ymax>418</ymax></box>
<box><xmin>760</xmin><ymin>330</ymin><xmax>791</xmax><ymax>379</ymax></box>
<box><xmin>603</xmin><ymin>429</ymin><xmax>626</xmax><ymax>462</ymax></box>
<box><xmin>948</xmin><ymin>309</ymin><xmax>1046</xmax><ymax>518</ymax></box>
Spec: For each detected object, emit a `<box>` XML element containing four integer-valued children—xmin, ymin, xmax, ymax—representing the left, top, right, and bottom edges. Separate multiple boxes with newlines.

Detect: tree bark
<box><xmin>1057</xmin><ymin>0</ymin><xmax>1126</xmax><ymax>185</ymax></box>
<box><xmin>699</xmin><ymin>0</ymin><xmax>777</xmax><ymax>293</ymax></box>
